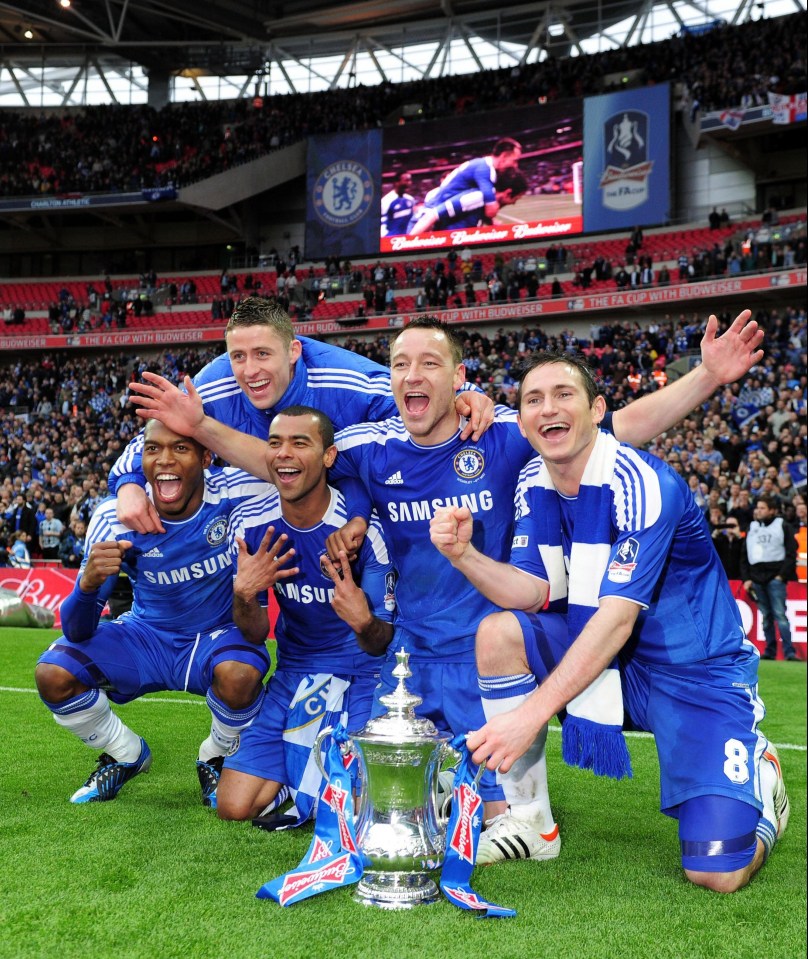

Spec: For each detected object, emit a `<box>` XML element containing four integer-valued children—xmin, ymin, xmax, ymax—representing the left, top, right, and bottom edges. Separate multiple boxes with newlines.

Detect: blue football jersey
<box><xmin>510</xmin><ymin>443</ymin><xmax>746</xmax><ymax>665</ymax></box>
<box><xmin>407</xmin><ymin>189</ymin><xmax>488</xmax><ymax>233</ymax></box>
<box><xmin>77</xmin><ymin>467</ymin><xmax>271</xmax><ymax>633</ymax></box>
<box><xmin>228</xmin><ymin>486</ymin><xmax>393</xmax><ymax>675</ymax></box>
<box><xmin>110</xmin><ymin>337</ymin><xmax>396</xmax><ymax>492</ymax></box>
<box><xmin>331</xmin><ymin>408</ymin><xmax>533</xmax><ymax>661</ymax></box>
<box><xmin>381</xmin><ymin>190</ymin><xmax>416</xmax><ymax>236</ymax></box>
<box><xmin>424</xmin><ymin>156</ymin><xmax>498</xmax><ymax>209</ymax></box>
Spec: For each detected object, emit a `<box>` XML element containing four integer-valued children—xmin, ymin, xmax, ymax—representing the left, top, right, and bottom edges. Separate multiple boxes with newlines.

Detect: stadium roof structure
<box><xmin>0</xmin><ymin>0</ymin><xmax>803</xmax><ymax>107</ymax></box>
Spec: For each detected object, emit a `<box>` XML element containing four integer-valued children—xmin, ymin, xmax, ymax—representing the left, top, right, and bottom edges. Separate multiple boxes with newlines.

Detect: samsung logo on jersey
<box><xmin>142</xmin><ymin>550</ymin><xmax>233</xmax><ymax>584</ymax></box>
<box><xmin>386</xmin><ymin>490</ymin><xmax>494</xmax><ymax>523</ymax></box>
<box><xmin>276</xmin><ymin>582</ymin><xmax>336</xmax><ymax>605</ymax></box>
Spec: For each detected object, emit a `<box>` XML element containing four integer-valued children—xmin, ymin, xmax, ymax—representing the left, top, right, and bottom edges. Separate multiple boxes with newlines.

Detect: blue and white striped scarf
<box><xmin>534</xmin><ymin>429</ymin><xmax>632</xmax><ymax>779</ymax></box>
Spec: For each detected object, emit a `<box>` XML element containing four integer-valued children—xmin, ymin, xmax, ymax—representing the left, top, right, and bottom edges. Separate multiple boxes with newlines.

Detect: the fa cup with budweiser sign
<box><xmin>315</xmin><ymin>649</ymin><xmax>456</xmax><ymax>909</ymax></box>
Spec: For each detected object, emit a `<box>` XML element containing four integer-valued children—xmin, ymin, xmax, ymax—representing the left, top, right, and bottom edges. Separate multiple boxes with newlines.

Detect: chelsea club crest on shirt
<box><xmin>204</xmin><ymin>515</ymin><xmax>228</xmax><ymax>547</ymax></box>
<box><xmin>453</xmin><ymin>449</ymin><xmax>485</xmax><ymax>481</ymax></box>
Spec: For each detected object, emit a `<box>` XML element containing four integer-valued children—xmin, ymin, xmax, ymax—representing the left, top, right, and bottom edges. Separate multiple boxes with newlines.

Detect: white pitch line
<box><xmin>3</xmin><ymin>685</ymin><xmax>806</xmax><ymax>752</ymax></box>
<box><xmin>0</xmin><ymin>685</ymin><xmax>204</xmax><ymax>705</ymax></box>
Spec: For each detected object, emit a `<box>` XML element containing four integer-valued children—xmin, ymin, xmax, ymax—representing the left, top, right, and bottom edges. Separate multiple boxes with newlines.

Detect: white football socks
<box><xmin>481</xmin><ymin>691</ymin><xmax>555</xmax><ymax>834</ymax></box>
<box><xmin>198</xmin><ymin>716</ymin><xmax>243</xmax><ymax>762</ymax></box>
<box><xmin>53</xmin><ymin>689</ymin><xmax>142</xmax><ymax>762</ymax></box>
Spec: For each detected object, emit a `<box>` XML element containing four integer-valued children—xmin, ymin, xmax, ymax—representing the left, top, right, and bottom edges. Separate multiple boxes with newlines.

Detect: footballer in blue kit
<box><xmin>407</xmin><ymin>169</ymin><xmax>528</xmax><ymax>237</ymax></box>
<box><xmin>214</xmin><ymin>407</ymin><xmax>395</xmax><ymax>824</ymax></box>
<box><xmin>380</xmin><ymin>172</ymin><xmax>416</xmax><ymax>237</ymax></box>
<box><xmin>325</xmin><ymin>320</ymin><xmax>561</xmax><ymax>827</ymax></box>
<box><xmin>127</xmin><ymin>310</ymin><xmax>768</xmax><ymax>861</ymax></box>
<box><xmin>36</xmin><ymin>420</ymin><xmax>273</xmax><ymax>807</ymax></box>
<box><xmin>433</xmin><ymin>352</ymin><xmax>789</xmax><ymax>890</ymax></box>
<box><xmin>417</xmin><ymin>138</ymin><xmax>523</xmax><ymax>224</ymax></box>
<box><xmin>110</xmin><ymin>298</ymin><xmax>395</xmax><ymax>503</ymax></box>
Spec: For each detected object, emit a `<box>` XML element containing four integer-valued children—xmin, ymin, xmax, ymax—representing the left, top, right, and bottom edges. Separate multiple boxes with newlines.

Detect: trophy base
<box><xmin>354</xmin><ymin>872</ymin><xmax>441</xmax><ymax>910</ymax></box>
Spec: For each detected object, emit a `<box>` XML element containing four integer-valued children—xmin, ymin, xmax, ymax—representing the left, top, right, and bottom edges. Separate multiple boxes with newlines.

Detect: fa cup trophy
<box><xmin>315</xmin><ymin>649</ymin><xmax>456</xmax><ymax>909</ymax></box>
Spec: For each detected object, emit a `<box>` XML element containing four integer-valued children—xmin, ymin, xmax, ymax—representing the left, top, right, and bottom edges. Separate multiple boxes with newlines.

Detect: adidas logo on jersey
<box><xmin>384</xmin><ymin>471</ymin><xmax>404</xmax><ymax>486</ymax></box>
<box><xmin>142</xmin><ymin>547</ymin><xmax>164</xmax><ymax>558</ymax></box>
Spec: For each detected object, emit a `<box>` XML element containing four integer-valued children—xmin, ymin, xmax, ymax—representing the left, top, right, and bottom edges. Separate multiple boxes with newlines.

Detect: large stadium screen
<box><xmin>304</xmin><ymin>86</ymin><xmax>671</xmax><ymax>260</ymax></box>
<box><xmin>379</xmin><ymin>100</ymin><xmax>583</xmax><ymax>254</ymax></box>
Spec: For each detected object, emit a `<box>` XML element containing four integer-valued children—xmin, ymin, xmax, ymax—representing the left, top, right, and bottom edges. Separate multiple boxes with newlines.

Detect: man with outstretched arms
<box><xmin>216</xmin><ymin>405</ymin><xmax>394</xmax><ymax>823</ymax></box>
<box><xmin>431</xmin><ymin>352</ymin><xmax>789</xmax><ymax>891</ymax></box>
<box><xmin>128</xmin><ymin>310</ymin><xmax>764</xmax><ymax>860</ymax></box>
<box><xmin>110</xmin><ymin>296</ymin><xmax>494</xmax><ymax>534</ymax></box>
<box><xmin>35</xmin><ymin>420</ymin><xmax>272</xmax><ymax>807</ymax></box>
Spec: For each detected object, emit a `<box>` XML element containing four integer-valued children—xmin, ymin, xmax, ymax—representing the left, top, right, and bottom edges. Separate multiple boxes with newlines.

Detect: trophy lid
<box><xmin>356</xmin><ymin>648</ymin><xmax>447</xmax><ymax>744</ymax></box>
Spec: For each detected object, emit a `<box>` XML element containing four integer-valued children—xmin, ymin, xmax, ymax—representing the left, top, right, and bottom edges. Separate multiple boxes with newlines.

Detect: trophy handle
<box><xmin>313</xmin><ymin>725</ymin><xmax>357</xmax><ymax>782</ymax></box>
<box><xmin>432</xmin><ymin>741</ymin><xmax>462</xmax><ymax>827</ymax></box>
<box><xmin>313</xmin><ymin>725</ymin><xmax>335</xmax><ymax>781</ymax></box>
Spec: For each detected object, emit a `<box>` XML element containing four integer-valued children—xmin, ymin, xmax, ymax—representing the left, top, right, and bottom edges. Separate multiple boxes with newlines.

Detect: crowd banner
<box><xmin>0</xmin><ymin>570</ymin><xmax>803</xmax><ymax>660</ymax></box>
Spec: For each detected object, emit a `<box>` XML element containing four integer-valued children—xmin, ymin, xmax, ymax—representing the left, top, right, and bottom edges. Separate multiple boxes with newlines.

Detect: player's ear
<box><xmin>288</xmin><ymin>338</ymin><xmax>303</xmax><ymax>364</ymax></box>
<box><xmin>201</xmin><ymin>447</ymin><xmax>213</xmax><ymax>469</ymax></box>
<box><xmin>323</xmin><ymin>444</ymin><xmax>338</xmax><ymax>469</ymax></box>
<box><xmin>592</xmin><ymin>395</ymin><xmax>607</xmax><ymax>425</ymax></box>
<box><xmin>516</xmin><ymin>412</ymin><xmax>528</xmax><ymax>440</ymax></box>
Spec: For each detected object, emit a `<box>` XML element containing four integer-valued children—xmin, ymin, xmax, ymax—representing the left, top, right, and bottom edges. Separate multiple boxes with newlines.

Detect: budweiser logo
<box><xmin>442</xmin><ymin>885</ymin><xmax>487</xmax><ymax>910</ymax></box>
<box><xmin>277</xmin><ymin>854</ymin><xmax>354</xmax><ymax>906</ymax></box>
<box><xmin>599</xmin><ymin>161</ymin><xmax>654</xmax><ymax>187</ymax></box>
<box><xmin>322</xmin><ymin>779</ymin><xmax>359</xmax><ymax>853</ymax></box>
<box><xmin>448</xmin><ymin>783</ymin><xmax>482</xmax><ymax>863</ymax></box>
<box><xmin>309</xmin><ymin>836</ymin><xmax>334</xmax><ymax>863</ymax></box>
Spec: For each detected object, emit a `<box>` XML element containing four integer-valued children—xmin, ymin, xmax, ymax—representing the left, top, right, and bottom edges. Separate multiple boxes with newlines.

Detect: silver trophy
<box><xmin>315</xmin><ymin>648</ymin><xmax>456</xmax><ymax>909</ymax></box>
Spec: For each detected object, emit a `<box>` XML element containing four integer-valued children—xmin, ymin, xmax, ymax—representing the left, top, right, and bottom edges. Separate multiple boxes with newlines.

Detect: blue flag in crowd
<box><xmin>731</xmin><ymin>402</ymin><xmax>761</xmax><ymax>428</ymax></box>
<box><xmin>788</xmin><ymin>459</ymin><xmax>807</xmax><ymax>489</ymax></box>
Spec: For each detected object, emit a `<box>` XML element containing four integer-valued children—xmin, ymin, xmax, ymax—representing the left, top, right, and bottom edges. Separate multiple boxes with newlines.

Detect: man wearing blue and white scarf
<box><xmin>431</xmin><ymin>352</ymin><xmax>789</xmax><ymax>893</ymax></box>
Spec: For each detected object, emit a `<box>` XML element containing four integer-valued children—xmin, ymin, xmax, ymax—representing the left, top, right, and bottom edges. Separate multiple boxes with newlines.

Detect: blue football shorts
<box><xmin>371</xmin><ymin>636</ymin><xmax>505</xmax><ymax>803</ymax></box>
<box><xmin>517</xmin><ymin>610</ymin><xmax>767</xmax><ymax>872</ymax></box>
<box><xmin>38</xmin><ymin>615</ymin><xmax>270</xmax><ymax>703</ymax></box>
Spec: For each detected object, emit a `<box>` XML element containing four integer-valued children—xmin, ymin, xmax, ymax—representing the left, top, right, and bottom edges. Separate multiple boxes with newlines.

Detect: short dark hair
<box><xmin>516</xmin><ymin>351</ymin><xmax>601</xmax><ymax>408</ymax></box>
<box><xmin>392</xmin><ymin>316</ymin><xmax>463</xmax><ymax>366</ymax></box>
<box><xmin>492</xmin><ymin>137</ymin><xmax>521</xmax><ymax>156</ymax></box>
<box><xmin>755</xmin><ymin>494</ymin><xmax>780</xmax><ymax>512</ymax></box>
<box><xmin>274</xmin><ymin>405</ymin><xmax>335</xmax><ymax>449</ymax></box>
<box><xmin>497</xmin><ymin>169</ymin><xmax>528</xmax><ymax>197</ymax></box>
<box><xmin>224</xmin><ymin>295</ymin><xmax>295</xmax><ymax>348</ymax></box>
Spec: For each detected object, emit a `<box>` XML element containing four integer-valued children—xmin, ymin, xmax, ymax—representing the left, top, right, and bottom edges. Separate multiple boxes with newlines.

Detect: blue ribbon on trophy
<box><xmin>440</xmin><ymin>734</ymin><xmax>516</xmax><ymax>918</ymax></box>
<box><xmin>256</xmin><ymin>724</ymin><xmax>363</xmax><ymax>906</ymax></box>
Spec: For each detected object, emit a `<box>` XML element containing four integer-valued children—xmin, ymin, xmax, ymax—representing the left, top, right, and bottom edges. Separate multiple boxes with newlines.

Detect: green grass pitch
<box><xmin>0</xmin><ymin>628</ymin><xmax>804</xmax><ymax>959</ymax></box>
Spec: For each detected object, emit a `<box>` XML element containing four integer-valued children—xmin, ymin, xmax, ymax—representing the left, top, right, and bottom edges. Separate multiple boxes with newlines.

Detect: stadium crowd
<box><xmin>7</xmin><ymin>214</ymin><xmax>797</xmax><ymax>336</ymax></box>
<box><xmin>0</xmin><ymin>13</ymin><xmax>803</xmax><ymax>198</ymax></box>
<box><xmin>0</xmin><ymin>304</ymin><xmax>804</xmax><ymax>576</ymax></box>
<box><xmin>0</xmin><ymin>347</ymin><xmax>218</xmax><ymax>566</ymax></box>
